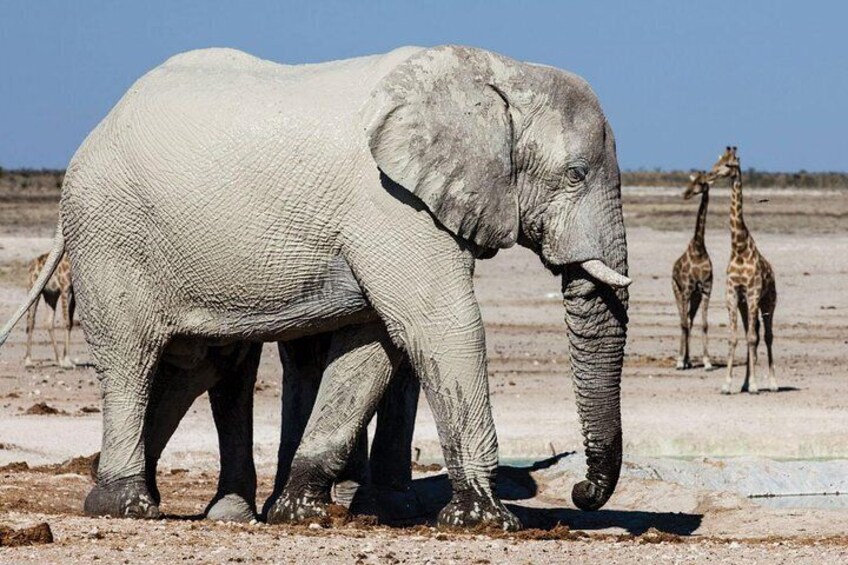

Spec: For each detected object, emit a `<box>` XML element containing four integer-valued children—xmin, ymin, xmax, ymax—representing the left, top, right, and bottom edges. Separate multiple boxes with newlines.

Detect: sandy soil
<box><xmin>1</xmin><ymin>186</ymin><xmax>847</xmax><ymax>562</ymax></box>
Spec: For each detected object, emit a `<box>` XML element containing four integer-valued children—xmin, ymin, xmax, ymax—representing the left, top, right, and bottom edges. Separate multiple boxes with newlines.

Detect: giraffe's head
<box><xmin>683</xmin><ymin>171</ymin><xmax>711</xmax><ymax>200</ymax></box>
<box><xmin>708</xmin><ymin>146</ymin><xmax>740</xmax><ymax>180</ymax></box>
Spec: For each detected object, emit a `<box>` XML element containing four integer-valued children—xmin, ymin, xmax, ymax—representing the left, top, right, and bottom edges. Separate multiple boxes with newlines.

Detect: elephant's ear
<box><xmin>363</xmin><ymin>46</ymin><xmax>519</xmax><ymax>251</ymax></box>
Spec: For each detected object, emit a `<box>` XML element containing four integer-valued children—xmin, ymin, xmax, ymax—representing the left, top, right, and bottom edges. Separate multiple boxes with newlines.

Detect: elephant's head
<box><xmin>363</xmin><ymin>45</ymin><xmax>629</xmax><ymax>511</ymax></box>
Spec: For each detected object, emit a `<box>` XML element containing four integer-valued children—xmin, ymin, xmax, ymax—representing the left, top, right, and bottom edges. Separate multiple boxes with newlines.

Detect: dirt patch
<box><xmin>411</xmin><ymin>462</ymin><xmax>444</xmax><ymax>473</ymax></box>
<box><xmin>24</xmin><ymin>402</ymin><xmax>66</xmax><ymax>416</ymax></box>
<box><xmin>625</xmin><ymin>354</ymin><xmax>678</xmax><ymax>369</ymax></box>
<box><xmin>0</xmin><ymin>461</ymin><xmax>30</xmax><ymax>473</ymax></box>
<box><xmin>634</xmin><ymin>527</ymin><xmax>687</xmax><ymax>544</ymax></box>
<box><xmin>36</xmin><ymin>453</ymin><xmax>99</xmax><ymax>477</ymax></box>
<box><xmin>0</xmin><ymin>522</ymin><xmax>53</xmax><ymax>547</ymax></box>
<box><xmin>0</xmin><ymin>454</ymin><xmax>98</xmax><ymax>477</ymax></box>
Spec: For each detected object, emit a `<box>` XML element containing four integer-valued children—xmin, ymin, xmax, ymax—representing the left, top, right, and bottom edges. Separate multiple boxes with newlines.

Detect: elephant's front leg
<box><xmin>266</xmin><ymin>324</ymin><xmax>401</xmax><ymax>524</ymax></box>
<box><xmin>354</xmin><ymin>251</ymin><xmax>521</xmax><ymax>531</ymax></box>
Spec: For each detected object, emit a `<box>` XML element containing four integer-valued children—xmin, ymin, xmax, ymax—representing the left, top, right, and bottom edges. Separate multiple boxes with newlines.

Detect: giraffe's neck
<box><xmin>691</xmin><ymin>188</ymin><xmax>709</xmax><ymax>252</ymax></box>
<box><xmin>729</xmin><ymin>170</ymin><xmax>751</xmax><ymax>252</ymax></box>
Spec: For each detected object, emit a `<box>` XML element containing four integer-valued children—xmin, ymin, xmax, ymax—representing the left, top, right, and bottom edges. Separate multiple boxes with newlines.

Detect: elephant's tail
<box><xmin>0</xmin><ymin>220</ymin><xmax>65</xmax><ymax>348</ymax></box>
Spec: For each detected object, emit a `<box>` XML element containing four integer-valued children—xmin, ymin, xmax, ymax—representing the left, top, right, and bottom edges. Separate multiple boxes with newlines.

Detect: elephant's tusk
<box><xmin>581</xmin><ymin>259</ymin><xmax>632</xmax><ymax>288</ymax></box>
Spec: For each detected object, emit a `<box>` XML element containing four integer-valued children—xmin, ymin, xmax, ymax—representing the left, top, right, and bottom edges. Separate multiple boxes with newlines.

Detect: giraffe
<box><xmin>707</xmin><ymin>146</ymin><xmax>777</xmax><ymax>394</ymax></box>
<box><xmin>24</xmin><ymin>251</ymin><xmax>75</xmax><ymax>369</ymax></box>
<box><xmin>671</xmin><ymin>171</ymin><xmax>714</xmax><ymax>370</ymax></box>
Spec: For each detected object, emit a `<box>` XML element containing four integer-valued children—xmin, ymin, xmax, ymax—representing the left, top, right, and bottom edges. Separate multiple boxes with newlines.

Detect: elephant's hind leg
<box><xmin>205</xmin><ymin>342</ymin><xmax>262</xmax><ymax>522</ymax></box>
<box><xmin>369</xmin><ymin>358</ymin><xmax>426</xmax><ymax>521</ymax></box>
<box><xmin>266</xmin><ymin>324</ymin><xmax>400</xmax><ymax>525</ymax></box>
<box><xmin>84</xmin><ymin>331</ymin><xmax>167</xmax><ymax>519</ymax></box>
<box><xmin>142</xmin><ymin>357</ymin><xmax>210</xmax><ymax>507</ymax></box>
<box><xmin>262</xmin><ymin>335</ymin><xmax>328</xmax><ymax>519</ymax></box>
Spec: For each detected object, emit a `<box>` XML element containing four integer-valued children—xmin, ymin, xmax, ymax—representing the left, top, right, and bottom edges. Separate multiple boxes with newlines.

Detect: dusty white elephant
<box><xmin>0</xmin><ymin>45</ymin><xmax>629</xmax><ymax>530</ymax></box>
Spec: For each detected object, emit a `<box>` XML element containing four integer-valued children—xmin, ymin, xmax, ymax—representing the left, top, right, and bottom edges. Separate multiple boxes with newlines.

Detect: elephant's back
<box><xmin>64</xmin><ymin>47</ymin><xmax>422</xmax><ymax>200</ymax></box>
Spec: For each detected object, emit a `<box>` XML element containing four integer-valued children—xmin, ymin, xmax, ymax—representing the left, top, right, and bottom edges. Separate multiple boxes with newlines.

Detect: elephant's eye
<box><xmin>564</xmin><ymin>165</ymin><xmax>587</xmax><ymax>186</ymax></box>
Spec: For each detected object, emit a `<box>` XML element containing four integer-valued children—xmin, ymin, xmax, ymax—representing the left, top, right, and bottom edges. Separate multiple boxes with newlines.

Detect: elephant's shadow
<box><xmin>396</xmin><ymin>453</ymin><xmax>703</xmax><ymax>536</ymax></box>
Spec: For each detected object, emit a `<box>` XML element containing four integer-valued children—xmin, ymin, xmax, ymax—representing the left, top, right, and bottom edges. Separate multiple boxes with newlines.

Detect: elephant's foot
<box><xmin>331</xmin><ymin>479</ymin><xmax>361</xmax><ymax>509</ymax></box>
<box><xmin>437</xmin><ymin>491</ymin><xmax>521</xmax><ymax>531</ymax></box>
<box><xmin>84</xmin><ymin>477</ymin><xmax>161</xmax><ymax>519</ymax></box>
<box><xmin>265</xmin><ymin>489</ymin><xmax>331</xmax><ymax>525</ymax></box>
<box><xmin>340</xmin><ymin>482</ymin><xmax>380</xmax><ymax>518</ymax></box>
<box><xmin>206</xmin><ymin>493</ymin><xmax>255</xmax><ymax>523</ymax></box>
<box><xmin>373</xmin><ymin>485</ymin><xmax>427</xmax><ymax>523</ymax></box>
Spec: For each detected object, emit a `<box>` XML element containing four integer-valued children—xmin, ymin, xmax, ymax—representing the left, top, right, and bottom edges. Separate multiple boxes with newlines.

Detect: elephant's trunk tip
<box><xmin>571</xmin><ymin>479</ymin><xmax>613</xmax><ymax>511</ymax></box>
<box><xmin>581</xmin><ymin>259</ymin><xmax>631</xmax><ymax>288</ymax></box>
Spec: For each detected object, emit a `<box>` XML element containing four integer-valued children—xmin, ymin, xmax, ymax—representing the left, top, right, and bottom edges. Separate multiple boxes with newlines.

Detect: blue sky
<box><xmin>1</xmin><ymin>1</ymin><xmax>845</xmax><ymax>171</ymax></box>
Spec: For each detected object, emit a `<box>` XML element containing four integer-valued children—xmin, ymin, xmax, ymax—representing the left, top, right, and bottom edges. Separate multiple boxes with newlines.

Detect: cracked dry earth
<box><xmin>2</xmin><ymin>186</ymin><xmax>848</xmax><ymax>563</ymax></box>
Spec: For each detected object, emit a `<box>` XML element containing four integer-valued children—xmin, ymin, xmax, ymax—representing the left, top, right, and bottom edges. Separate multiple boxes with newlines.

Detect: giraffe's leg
<box><xmin>47</xmin><ymin>303</ymin><xmax>60</xmax><ymax>365</ymax></box>
<box><xmin>687</xmin><ymin>292</ymin><xmax>702</xmax><ymax>370</ymax></box>
<box><xmin>24</xmin><ymin>297</ymin><xmax>39</xmax><ymax>368</ymax></box>
<box><xmin>58</xmin><ymin>289</ymin><xmax>75</xmax><ymax>369</ymax></box>
<box><xmin>673</xmin><ymin>283</ymin><xmax>690</xmax><ymax>370</ymax></box>
<box><xmin>723</xmin><ymin>290</ymin><xmax>739</xmax><ymax>394</ymax></box>
<box><xmin>40</xmin><ymin>291</ymin><xmax>60</xmax><ymax>364</ymax></box>
<box><xmin>744</xmin><ymin>296</ymin><xmax>760</xmax><ymax>395</ymax></box>
<box><xmin>700</xmin><ymin>288</ymin><xmax>713</xmax><ymax>370</ymax></box>
<box><xmin>761</xmin><ymin>293</ymin><xmax>777</xmax><ymax>392</ymax></box>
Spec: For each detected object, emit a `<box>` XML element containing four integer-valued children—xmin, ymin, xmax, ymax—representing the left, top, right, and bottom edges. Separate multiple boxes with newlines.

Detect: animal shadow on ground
<box><xmin>398</xmin><ymin>453</ymin><xmax>702</xmax><ymax>536</ymax></box>
<box><xmin>736</xmin><ymin>381</ymin><xmax>800</xmax><ymax>394</ymax></box>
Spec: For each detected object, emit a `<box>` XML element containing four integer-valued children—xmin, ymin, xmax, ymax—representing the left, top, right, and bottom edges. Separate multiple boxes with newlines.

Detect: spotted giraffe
<box><xmin>672</xmin><ymin>171</ymin><xmax>714</xmax><ymax>370</ymax></box>
<box><xmin>707</xmin><ymin>147</ymin><xmax>777</xmax><ymax>394</ymax></box>
<box><xmin>24</xmin><ymin>251</ymin><xmax>75</xmax><ymax>369</ymax></box>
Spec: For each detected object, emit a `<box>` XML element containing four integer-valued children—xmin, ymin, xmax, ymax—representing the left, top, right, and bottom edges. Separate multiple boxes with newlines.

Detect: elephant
<box><xmin>0</xmin><ymin>44</ymin><xmax>629</xmax><ymax>530</ymax></box>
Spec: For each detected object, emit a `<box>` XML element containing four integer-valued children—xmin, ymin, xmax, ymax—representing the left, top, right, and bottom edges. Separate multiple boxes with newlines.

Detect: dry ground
<box><xmin>1</xmin><ymin>186</ymin><xmax>847</xmax><ymax>562</ymax></box>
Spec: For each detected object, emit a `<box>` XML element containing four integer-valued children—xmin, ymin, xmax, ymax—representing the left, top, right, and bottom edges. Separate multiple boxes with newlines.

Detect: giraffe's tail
<box><xmin>0</xmin><ymin>220</ymin><xmax>65</xmax><ymax>348</ymax></box>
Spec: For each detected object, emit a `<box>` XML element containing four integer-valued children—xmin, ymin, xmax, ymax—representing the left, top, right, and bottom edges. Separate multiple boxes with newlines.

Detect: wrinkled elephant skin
<box><xmin>1</xmin><ymin>45</ymin><xmax>628</xmax><ymax>529</ymax></box>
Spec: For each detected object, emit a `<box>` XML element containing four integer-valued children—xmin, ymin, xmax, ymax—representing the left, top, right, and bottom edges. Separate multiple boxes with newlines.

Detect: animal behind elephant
<box><xmin>0</xmin><ymin>44</ymin><xmax>629</xmax><ymax>530</ymax></box>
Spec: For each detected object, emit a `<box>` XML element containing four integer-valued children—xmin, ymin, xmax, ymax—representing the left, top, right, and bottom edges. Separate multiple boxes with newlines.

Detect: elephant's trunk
<box><xmin>562</xmin><ymin>265</ymin><xmax>628</xmax><ymax>511</ymax></box>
